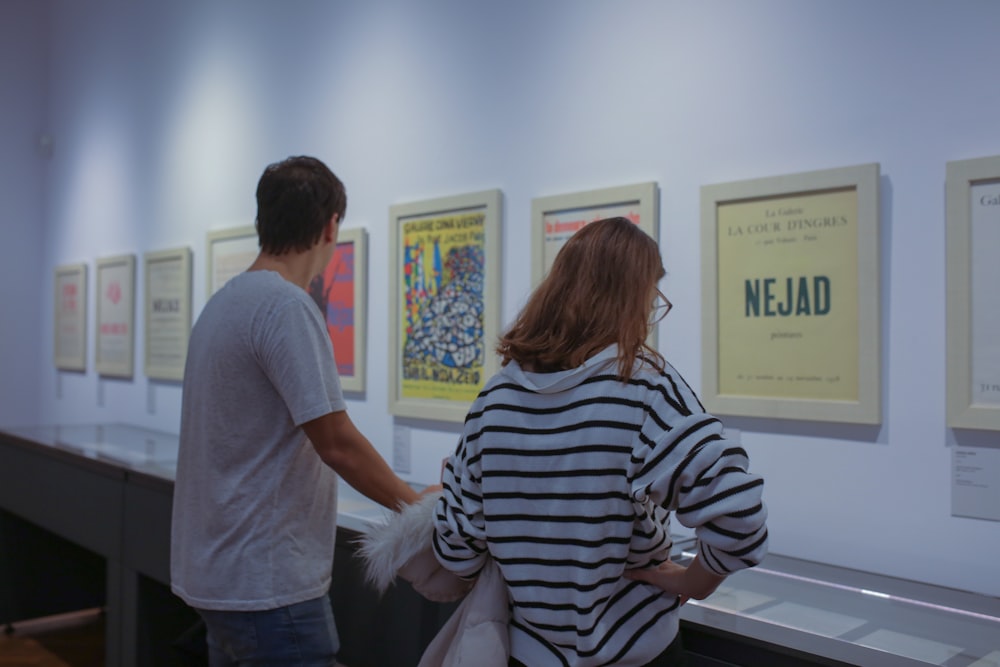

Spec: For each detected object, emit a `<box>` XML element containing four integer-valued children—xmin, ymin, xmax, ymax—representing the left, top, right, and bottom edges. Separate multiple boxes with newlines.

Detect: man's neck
<box><xmin>248</xmin><ymin>251</ymin><xmax>321</xmax><ymax>290</ymax></box>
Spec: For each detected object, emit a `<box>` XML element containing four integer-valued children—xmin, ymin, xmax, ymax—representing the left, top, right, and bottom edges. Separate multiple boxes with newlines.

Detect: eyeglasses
<box><xmin>649</xmin><ymin>289</ymin><xmax>672</xmax><ymax>325</ymax></box>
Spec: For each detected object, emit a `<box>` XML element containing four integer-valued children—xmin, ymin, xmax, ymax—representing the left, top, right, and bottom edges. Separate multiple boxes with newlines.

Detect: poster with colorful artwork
<box><xmin>388</xmin><ymin>190</ymin><xmax>502</xmax><ymax>422</ymax></box>
<box><xmin>308</xmin><ymin>227</ymin><xmax>367</xmax><ymax>392</ymax></box>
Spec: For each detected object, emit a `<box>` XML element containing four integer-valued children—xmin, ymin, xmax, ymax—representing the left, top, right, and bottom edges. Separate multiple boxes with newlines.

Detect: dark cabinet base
<box><xmin>0</xmin><ymin>509</ymin><xmax>105</xmax><ymax>626</ymax></box>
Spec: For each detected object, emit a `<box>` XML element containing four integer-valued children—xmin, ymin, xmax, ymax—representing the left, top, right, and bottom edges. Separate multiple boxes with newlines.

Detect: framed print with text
<box><xmin>308</xmin><ymin>227</ymin><xmax>368</xmax><ymax>392</ymax></box>
<box><xmin>388</xmin><ymin>189</ymin><xmax>502</xmax><ymax>422</ymax></box>
<box><xmin>530</xmin><ymin>182</ymin><xmax>658</xmax><ymax>286</ymax></box>
<box><xmin>946</xmin><ymin>155</ymin><xmax>1000</xmax><ymax>431</ymax></box>
<box><xmin>95</xmin><ymin>254</ymin><xmax>137</xmax><ymax>378</ymax></box>
<box><xmin>144</xmin><ymin>247</ymin><xmax>192</xmax><ymax>381</ymax></box>
<box><xmin>701</xmin><ymin>163</ymin><xmax>881</xmax><ymax>424</ymax></box>
<box><xmin>206</xmin><ymin>225</ymin><xmax>257</xmax><ymax>297</ymax></box>
<box><xmin>54</xmin><ymin>263</ymin><xmax>88</xmax><ymax>371</ymax></box>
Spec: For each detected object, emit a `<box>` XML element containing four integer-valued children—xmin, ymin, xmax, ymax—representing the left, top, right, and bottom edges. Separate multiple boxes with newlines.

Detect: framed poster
<box><xmin>308</xmin><ymin>227</ymin><xmax>368</xmax><ymax>392</ymax></box>
<box><xmin>144</xmin><ymin>247</ymin><xmax>192</xmax><ymax>381</ymax></box>
<box><xmin>946</xmin><ymin>155</ymin><xmax>1000</xmax><ymax>431</ymax></box>
<box><xmin>700</xmin><ymin>163</ymin><xmax>881</xmax><ymax>424</ymax></box>
<box><xmin>530</xmin><ymin>181</ymin><xmax>658</xmax><ymax>286</ymax></box>
<box><xmin>95</xmin><ymin>254</ymin><xmax>137</xmax><ymax>378</ymax></box>
<box><xmin>388</xmin><ymin>189</ymin><xmax>502</xmax><ymax>422</ymax></box>
<box><xmin>54</xmin><ymin>263</ymin><xmax>88</xmax><ymax>371</ymax></box>
<box><xmin>206</xmin><ymin>225</ymin><xmax>257</xmax><ymax>297</ymax></box>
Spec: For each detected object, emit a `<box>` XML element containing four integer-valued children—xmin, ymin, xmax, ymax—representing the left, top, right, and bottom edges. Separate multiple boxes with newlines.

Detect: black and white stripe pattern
<box><xmin>433</xmin><ymin>350</ymin><xmax>768</xmax><ymax>667</ymax></box>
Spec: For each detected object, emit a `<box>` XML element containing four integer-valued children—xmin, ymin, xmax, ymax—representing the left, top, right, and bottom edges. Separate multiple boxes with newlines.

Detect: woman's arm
<box><xmin>626</xmin><ymin>554</ymin><xmax>726</xmax><ymax>602</ymax></box>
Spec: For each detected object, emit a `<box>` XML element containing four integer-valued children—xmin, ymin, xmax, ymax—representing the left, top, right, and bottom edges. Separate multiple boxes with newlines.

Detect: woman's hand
<box><xmin>626</xmin><ymin>560</ymin><xmax>691</xmax><ymax>605</ymax></box>
<box><xmin>626</xmin><ymin>555</ymin><xmax>726</xmax><ymax>603</ymax></box>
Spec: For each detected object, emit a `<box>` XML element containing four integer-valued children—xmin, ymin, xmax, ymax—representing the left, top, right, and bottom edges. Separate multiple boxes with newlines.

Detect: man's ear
<box><xmin>323</xmin><ymin>215</ymin><xmax>338</xmax><ymax>243</ymax></box>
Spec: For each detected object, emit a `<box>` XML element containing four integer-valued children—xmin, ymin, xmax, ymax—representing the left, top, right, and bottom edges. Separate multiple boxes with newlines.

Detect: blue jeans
<box><xmin>197</xmin><ymin>595</ymin><xmax>339</xmax><ymax>667</ymax></box>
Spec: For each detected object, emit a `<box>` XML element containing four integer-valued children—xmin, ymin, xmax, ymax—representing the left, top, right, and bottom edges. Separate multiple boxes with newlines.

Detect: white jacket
<box><xmin>356</xmin><ymin>492</ymin><xmax>509</xmax><ymax>667</ymax></box>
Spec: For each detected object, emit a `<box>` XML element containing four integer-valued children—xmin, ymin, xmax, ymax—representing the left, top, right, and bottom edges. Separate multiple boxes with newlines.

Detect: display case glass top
<box><xmin>677</xmin><ymin>550</ymin><xmax>1000</xmax><ymax>667</ymax></box>
<box><xmin>1</xmin><ymin>423</ymin><xmax>179</xmax><ymax>478</ymax></box>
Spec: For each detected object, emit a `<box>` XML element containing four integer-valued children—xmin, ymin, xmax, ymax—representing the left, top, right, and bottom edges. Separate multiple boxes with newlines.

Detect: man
<box><xmin>171</xmin><ymin>156</ymin><xmax>421</xmax><ymax>666</ymax></box>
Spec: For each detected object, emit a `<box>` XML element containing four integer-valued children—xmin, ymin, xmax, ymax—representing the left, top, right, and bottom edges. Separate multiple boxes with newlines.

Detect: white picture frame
<box><xmin>388</xmin><ymin>189</ymin><xmax>503</xmax><ymax>422</ymax></box>
<box><xmin>309</xmin><ymin>226</ymin><xmax>368</xmax><ymax>393</ymax></box>
<box><xmin>206</xmin><ymin>225</ymin><xmax>257</xmax><ymax>298</ymax></box>
<box><xmin>95</xmin><ymin>253</ymin><xmax>137</xmax><ymax>378</ymax></box>
<box><xmin>946</xmin><ymin>155</ymin><xmax>1000</xmax><ymax>431</ymax></box>
<box><xmin>530</xmin><ymin>181</ymin><xmax>659</xmax><ymax>286</ymax></box>
<box><xmin>53</xmin><ymin>263</ymin><xmax>88</xmax><ymax>372</ymax></box>
<box><xmin>144</xmin><ymin>247</ymin><xmax>193</xmax><ymax>382</ymax></box>
<box><xmin>701</xmin><ymin>163</ymin><xmax>881</xmax><ymax>424</ymax></box>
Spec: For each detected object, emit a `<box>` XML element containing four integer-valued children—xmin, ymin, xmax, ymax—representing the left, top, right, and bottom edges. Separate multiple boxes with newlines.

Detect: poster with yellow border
<box><xmin>701</xmin><ymin>164</ymin><xmax>881</xmax><ymax>424</ymax></box>
<box><xmin>388</xmin><ymin>190</ymin><xmax>502</xmax><ymax>422</ymax></box>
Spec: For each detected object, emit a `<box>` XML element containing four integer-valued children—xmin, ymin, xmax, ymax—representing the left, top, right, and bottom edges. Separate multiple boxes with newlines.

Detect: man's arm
<box><xmin>302</xmin><ymin>410</ymin><xmax>420</xmax><ymax>510</ymax></box>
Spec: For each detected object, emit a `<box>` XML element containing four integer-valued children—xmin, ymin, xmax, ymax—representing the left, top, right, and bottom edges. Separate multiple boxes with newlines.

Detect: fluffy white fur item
<box><xmin>355</xmin><ymin>491</ymin><xmax>472</xmax><ymax>602</ymax></box>
<box><xmin>354</xmin><ymin>491</ymin><xmax>510</xmax><ymax>666</ymax></box>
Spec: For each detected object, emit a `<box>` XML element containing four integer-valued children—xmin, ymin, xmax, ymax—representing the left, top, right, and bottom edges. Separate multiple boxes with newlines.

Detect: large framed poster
<box><xmin>206</xmin><ymin>225</ymin><xmax>257</xmax><ymax>297</ymax></box>
<box><xmin>530</xmin><ymin>182</ymin><xmax>658</xmax><ymax>286</ymax></box>
<box><xmin>144</xmin><ymin>247</ymin><xmax>192</xmax><ymax>381</ymax></box>
<box><xmin>54</xmin><ymin>263</ymin><xmax>88</xmax><ymax>371</ymax></box>
<box><xmin>95</xmin><ymin>253</ymin><xmax>137</xmax><ymax>378</ymax></box>
<box><xmin>701</xmin><ymin>163</ymin><xmax>881</xmax><ymax>424</ymax></box>
<box><xmin>388</xmin><ymin>189</ymin><xmax>502</xmax><ymax>422</ymax></box>
<box><xmin>308</xmin><ymin>227</ymin><xmax>368</xmax><ymax>392</ymax></box>
<box><xmin>946</xmin><ymin>155</ymin><xmax>1000</xmax><ymax>431</ymax></box>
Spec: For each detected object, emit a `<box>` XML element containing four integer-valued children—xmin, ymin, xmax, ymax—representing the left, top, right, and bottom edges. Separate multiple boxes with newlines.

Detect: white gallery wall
<box><xmin>1</xmin><ymin>0</ymin><xmax>999</xmax><ymax>596</ymax></box>
<box><xmin>0</xmin><ymin>0</ymin><xmax>47</xmax><ymax>428</ymax></box>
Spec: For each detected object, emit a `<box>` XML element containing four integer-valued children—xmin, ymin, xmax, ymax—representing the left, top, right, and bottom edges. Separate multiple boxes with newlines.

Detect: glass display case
<box><xmin>2</xmin><ymin>423</ymin><xmax>998</xmax><ymax>667</ymax></box>
<box><xmin>673</xmin><ymin>545</ymin><xmax>999</xmax><ymax>666</ymax></box>
<box><xmin>1</xmin><ymin>423</ymin><xmax>180</xmax><ymax>477</ymax></box>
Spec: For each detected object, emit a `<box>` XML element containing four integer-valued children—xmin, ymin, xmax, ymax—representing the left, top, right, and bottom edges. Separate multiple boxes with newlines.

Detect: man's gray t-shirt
<box><xmin>171</xmin><ymin>270</ymin><xmax>347</xmax><ymax>611</ymax></box>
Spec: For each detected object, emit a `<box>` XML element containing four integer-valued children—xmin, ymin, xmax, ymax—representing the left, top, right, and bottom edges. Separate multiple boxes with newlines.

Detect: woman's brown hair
<box><xmin>497</xmin><ymin>216</ymin><xmax>665</xmax><ymax>379</ymax></box>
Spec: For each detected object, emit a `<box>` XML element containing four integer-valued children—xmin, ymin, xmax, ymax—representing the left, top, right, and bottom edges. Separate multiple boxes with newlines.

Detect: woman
<box><xmin>432</xmin><ymin>217</ymin><xmax>769</xmax><ymax>667</ymax></box>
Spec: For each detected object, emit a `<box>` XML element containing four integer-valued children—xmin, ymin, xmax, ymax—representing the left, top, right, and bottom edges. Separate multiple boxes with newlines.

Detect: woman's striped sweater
<box><xmin>432</xmin><ymin>346</ymin><xmax>769</xmax><ymax>667</ymax></box>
